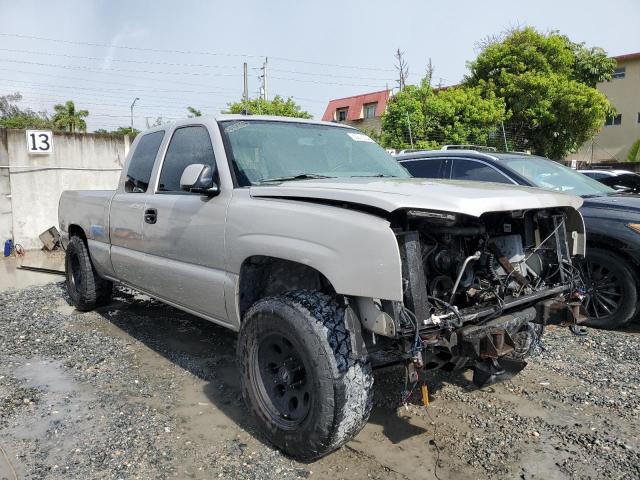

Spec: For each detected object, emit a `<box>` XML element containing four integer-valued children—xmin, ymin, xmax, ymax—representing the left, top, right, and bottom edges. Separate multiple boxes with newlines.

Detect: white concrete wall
<box><xmin>4</xmin><ymin>129</ymin><xmax>125</xmax><ymax>249</ymax></box>
<box><xmin>0</xmin><ymin>129</ymin><xmax>13</xmax><ymax>245</ymax></box>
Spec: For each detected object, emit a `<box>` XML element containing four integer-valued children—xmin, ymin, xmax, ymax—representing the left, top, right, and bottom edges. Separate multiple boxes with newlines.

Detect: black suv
<box><xmin>397</xmin><ymin>149</ymin><xmax>640</xmax><ymax>329</ymax></box>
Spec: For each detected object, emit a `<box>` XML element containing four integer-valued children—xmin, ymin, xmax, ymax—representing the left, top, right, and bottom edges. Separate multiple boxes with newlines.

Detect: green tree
<box><xmin>52</xmin><ymin>100</ymin><xmax>89</xmax><ymax>133</ymax></box>
<box><xmin>94</xmin><ymin>126</ymin><xmax>140</xmax><ymax>137</ymax></box>
<box><xmin>225</xmin><ymin>95</ymin><xmax>312</xmax><ymax>118</ymax></box>
<box><xmin>381</xmin><ymin>79</ymin><xmax>507</xmax><ymax>150</ymax></box>
<box><xmin>187</xmin><ymin>106</ymin><xmax>202</xmax><ymax>117</ymax></box>
<box><xmin>0</xmin><ymin>92</ymin><xmax>53</xmax><ymax>129</ymax></box>
<box><xmin>466</xmin><ymin>27</ymin><xmax>615</xmax><ymax>159</ymax></box>
<box><xmin>628</xmin><ymin>138</ymin><xmax>640</xmax><ymax>162</ymax></box>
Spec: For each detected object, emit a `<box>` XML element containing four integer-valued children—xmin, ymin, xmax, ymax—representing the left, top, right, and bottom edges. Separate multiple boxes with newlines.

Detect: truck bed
<box><xmin>58</xmin><ymin>190</ymin><xmax>115</xmax><ymax>245</ymax></box>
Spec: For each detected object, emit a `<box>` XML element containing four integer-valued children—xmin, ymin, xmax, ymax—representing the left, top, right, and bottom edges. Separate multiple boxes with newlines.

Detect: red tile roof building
<box><xmin>321</xmin><ymin>89</ymin><xmax>392</xmax><ymax>132</ymax></box>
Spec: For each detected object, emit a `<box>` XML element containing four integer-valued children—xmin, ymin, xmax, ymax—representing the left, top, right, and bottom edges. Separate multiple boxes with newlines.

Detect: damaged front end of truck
<box><xmin>352</xmin><ymin>205</ymin><xmax>587</xmax><ymax>386</ymax></box>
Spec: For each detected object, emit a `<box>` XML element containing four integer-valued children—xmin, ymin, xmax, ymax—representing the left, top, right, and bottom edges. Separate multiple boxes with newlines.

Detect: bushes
<box><xmin>628</xmin><ymin>138</ymin><xmax>640</xmax><ymax>162</ymax></box>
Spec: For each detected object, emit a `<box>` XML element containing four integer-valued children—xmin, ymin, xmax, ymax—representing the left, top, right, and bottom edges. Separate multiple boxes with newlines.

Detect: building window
<box><xmin>605</xmin><ymin>114</ymin><xmax>622</xmax><ymax>126</ymax></box>
<box><xmin>336</xmin><ymin>108</ymin><xmax>348</xmax><ymax>122</ymax></box>
<box><xmin>612</xmin><ymin>67</ymin><xmax>626</xmax><ymax>79</ymax></box>
<box><xmin>363</xmin><ymin>103</ymin><xmax>377</xmax><ymax>119</ymax></box>
<box><xmin>637</xmin><ymin>112</ymin><xmax>640</xmax><ymax>124</ymax></box>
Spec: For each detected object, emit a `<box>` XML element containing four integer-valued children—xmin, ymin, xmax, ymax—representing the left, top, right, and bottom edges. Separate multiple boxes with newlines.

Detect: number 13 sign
<box><xmin>26</xmin><ymin>130</ymin><xmax>53</xmax><ymax>154</ymax></box>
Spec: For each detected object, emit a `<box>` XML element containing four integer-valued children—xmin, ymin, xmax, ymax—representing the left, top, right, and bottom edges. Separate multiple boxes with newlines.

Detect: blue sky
<box><xmin>0</xmin><ymin>0</ymin><xmax>638</xmax><ymax>131</ymax></box>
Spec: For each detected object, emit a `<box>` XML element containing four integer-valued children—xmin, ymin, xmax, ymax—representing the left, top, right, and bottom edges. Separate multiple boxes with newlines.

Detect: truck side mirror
<box><xmin>180</xmin><ymin>164</ymin><xmax>220</xmax><ymax>196</ymax></box>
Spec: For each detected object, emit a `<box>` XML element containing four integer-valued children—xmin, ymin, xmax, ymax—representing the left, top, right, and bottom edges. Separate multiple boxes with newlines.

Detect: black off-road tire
<box><xmin>579</xmin><ymin>248</ymin><xmax>637</xmax><ymax>329</ymax></box>
<box><xmin>65</xmin><ymin>235</ymin><xmax>112</xmax><ymax>311</ymax></box>
<box><xmin>237</xmin><ymin>290</ymin><xmax>373</xmax><ymax>461</ymax></box>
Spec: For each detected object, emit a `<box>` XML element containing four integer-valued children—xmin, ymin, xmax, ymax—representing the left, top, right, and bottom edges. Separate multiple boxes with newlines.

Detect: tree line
<box><xmin>380</xmin><ymin>27</ymin><xmax>616</xmax><ymax>159</ymax></box>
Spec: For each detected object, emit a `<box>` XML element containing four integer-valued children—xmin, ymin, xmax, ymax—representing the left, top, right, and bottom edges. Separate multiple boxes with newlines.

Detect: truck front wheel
<box><xmin>65</xmin><ymin>235</ymin><xmax>112</xmax><ymax>311</ymax></box>
<box><xmin>237</xmin><ymin>290</ymin><xmax>373</xmax><ymax>461</ymax></box>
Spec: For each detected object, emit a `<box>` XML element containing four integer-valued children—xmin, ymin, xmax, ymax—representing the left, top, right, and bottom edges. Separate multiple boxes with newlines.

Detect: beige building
<box><xmin>570</xmin><ymin>52</ymin><xmax>640</xmax><ymax>163</ymax></box>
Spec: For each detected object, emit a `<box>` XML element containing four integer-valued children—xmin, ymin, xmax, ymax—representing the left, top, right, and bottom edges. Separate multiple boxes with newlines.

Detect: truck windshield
<box><xmin>219</xmin><ymin>120</ymin><xmax>409</xmax><ymax>186</ymax></box>
<box><xmin>499</xmin><ymin>156</ymin><xmax>616</xmax><ymax>197</ymax></box>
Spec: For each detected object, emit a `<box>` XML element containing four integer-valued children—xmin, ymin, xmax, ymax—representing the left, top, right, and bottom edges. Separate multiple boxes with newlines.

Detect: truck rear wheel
<box><xmin>237</xmin><ymin>290</ymin><xmax>373</xmax><ymax>461</ymax></box>
<box><xmin>65</xmin><ymin>235</ymin><xmax>112</xmax><ymax>311</ymax></box>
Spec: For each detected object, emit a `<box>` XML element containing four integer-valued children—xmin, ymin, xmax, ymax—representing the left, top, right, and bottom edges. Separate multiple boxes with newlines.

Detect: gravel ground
<box><xmin>0</xmin><ymin>282</ymin><xmax>639</xmax><ymax>479</ymax></box>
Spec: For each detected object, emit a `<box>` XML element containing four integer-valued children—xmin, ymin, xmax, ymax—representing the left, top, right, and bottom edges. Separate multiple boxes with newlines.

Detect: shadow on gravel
<box><xmin>90</xmin><ymin>289</ymin><xmax>275</xmax><ymax>449</ymax></box>
<box><xmin>90</xmin><ymin>288</ymin><xmax>506</xmax><ymax>450</ymax></box>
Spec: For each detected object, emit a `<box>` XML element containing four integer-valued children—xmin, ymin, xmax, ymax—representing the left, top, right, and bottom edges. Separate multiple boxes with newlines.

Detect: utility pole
<box><xmin>130</xmin><ymin>97</ymin><xmax>139</xmax><ymax>131</ymax></box>
<box><xmin>501</xmin><ymin>122</ymin><xmax>508</xmax><ymax>151</ymax></box>
<box><xmin>406</xmin><ymin>111</ymin><xmax>414</xmax><ymax>149</ymax></box>
<box><xmin>243</xmin><ymin>62</ymin><xmax>249</xmax><ymax>102</ymax></box>
<box><xmin>261</xmin><ymin>57</ymin><xmax>269</xmax><ymax>101</ymax></box>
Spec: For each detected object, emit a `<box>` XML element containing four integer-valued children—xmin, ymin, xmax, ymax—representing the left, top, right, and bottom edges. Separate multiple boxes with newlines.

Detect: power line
<box><xmin>271</xmin><ymin>75</ymin><xmax>387</xmax><ymax>88</ymax></box>
<box><xmin>0</xmin><ymin>47</ymin><xmax>397</xmax><ymax>82</ymax></box>
<box><xmin>0</xmin><ymin>47</ymin><xmax>246</xmax><ymax>70</ymax></box>
<box><xmin>269</xmin><ymin>55</ymin><xmax>395</xmax><ymax>72</ymax></box>
<box><xmin>253</xmin><ymin>66</ymin><xmax>395</xmax><ymax>82</ymax></box>
<box><xmin>0</xmin><ymin>68</ymin><xmax>241</xmax><ymax>94</ymax></box>
<box><xmin>0</xmin><ymin>32</ymin><xmax>397</xmax><ymax>73</ymax></box>
<box><xmin>0</xmin><ymin>77</ymin><xmax>238</xmax><ymax>103</ymax></box>
<box><xmin>0</xmin><ymin>57</ymin><xmax>242</xmax><ymax>79</ymax></box>
<box><xmin>0</xmin><ymin>57</ymin><xmax>393</xmax><ymax>89</ymax></box>
<box><xmin>18</xmin><ymin>94</ymin><xmax>228</xmax><ymax>113</ymax></box>
<box><xmin>0</xmin><ymin>32</ymin><xmax>263</xmax><ymax>59</ymax></box>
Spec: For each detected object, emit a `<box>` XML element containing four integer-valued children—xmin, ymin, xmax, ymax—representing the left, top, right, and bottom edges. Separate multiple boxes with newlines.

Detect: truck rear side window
<box><xmin>125</xmin><ymin>131</ymin><xmax>165</xmax><ymax>193</ymax></box>
<box><xmin>158</xmin><ymin>126</ymin><xmax>216</xmax><ymax>192</ymax></box>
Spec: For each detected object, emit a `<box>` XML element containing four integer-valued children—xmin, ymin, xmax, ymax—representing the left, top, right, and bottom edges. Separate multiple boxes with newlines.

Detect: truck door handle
<box><xmin>144</xmin><ymin>208</ymin><xmax>157</xmax><ymax>224</ymax></box>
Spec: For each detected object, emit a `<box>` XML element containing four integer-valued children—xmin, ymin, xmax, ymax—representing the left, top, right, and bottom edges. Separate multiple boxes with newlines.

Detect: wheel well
<box><xmin>68</xmin><ymin>224</ymin><xmax>87</xmax><ymax>244</ymax></box>
<box><xmin>238</xmin><ymin>256</ymin><xmax>336</xmax><ymax>319</ymax></box>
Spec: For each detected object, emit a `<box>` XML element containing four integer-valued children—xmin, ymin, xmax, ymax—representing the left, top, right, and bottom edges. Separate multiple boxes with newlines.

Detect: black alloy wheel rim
<box><xmin>255</xmin><ymin>333</ymin><xmax>312</xmax><ymax>428</ymax></box>
<box><xmin>580</xmin><ymin>260</ymin><xmax>623</xmax><ymax>319</ymax></box>
<box><xmin>68</xmin><ymin>250</ymin><xmax>83</xmax><ymax>292</ymax></box>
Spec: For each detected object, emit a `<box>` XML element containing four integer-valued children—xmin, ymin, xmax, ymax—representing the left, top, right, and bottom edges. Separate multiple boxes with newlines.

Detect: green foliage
<box><xmin>570</xmin><ymin>43</ymin><xmax>617</xmax><ymax>87</ymax></box>
<box><xmin>187</xmin><ymin>106</ymin><xmax>202</xmax><ymax>117</ymax></box>
<box><xmin>225</xmin><ymin>95</ymin><xmax>312</xmax><ymax>119</ymax></box>
<box><xmin>628</xmin><ymin>138</ymin><xmax>640</xmax><ymax>162</ymax></box>
<box><xmin>94</xmin><ymin>126</ymin><xmax>140</xmax><ymax>137</ymax></box>
<box><xmin>381</xmin><ymin>80</ymin><xmax>507</xmax><ymax>150</ymax></box>
<box><xmin>52</xmin><ymin>100</ymin><xmax>89</xmax><ymax>133</ymax></box>
<box><xmin>0</xmin><ymin>92</ymin><xmax>53</xmax><ymax>129</ymax></box>
<box><xmin>466</xmin><ymin>27</ymin><xmax>615</xmax><ymax>159</ymax></box>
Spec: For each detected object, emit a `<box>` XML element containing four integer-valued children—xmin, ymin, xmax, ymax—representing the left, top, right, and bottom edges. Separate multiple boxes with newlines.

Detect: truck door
<box><xmin>110</xmin><ymin>130</ymin><xmax>166</xmax><ymax>287</ymax></box>
<box><xmin>140</xmin><ymin>124</ymin><xmax>230</xmax><ymax>324</ymax></box>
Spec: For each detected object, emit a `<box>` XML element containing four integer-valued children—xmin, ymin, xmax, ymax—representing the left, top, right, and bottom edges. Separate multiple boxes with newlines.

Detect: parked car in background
<box><xmin>580</xmin><ymin>169</ymin><xmax>640</xmax><ymax>194</ymax></box>
<box><xmin>398</xmin><ymin>149</ymin><xmax>640</xmax><ymax>329</ymax></box>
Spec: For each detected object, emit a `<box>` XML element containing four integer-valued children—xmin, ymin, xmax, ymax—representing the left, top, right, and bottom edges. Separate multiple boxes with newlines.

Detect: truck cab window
<box><xmin>124</xmin><ymin>131</ymin><xmax>165</xmax><ymax>193</ymax></box>
<box><xmin>450</xmin><ymin>159</ymin><xmax>510</xmax><ymax>184</ymax></box>
<box><xmin>158</xmin><ymin>126</ymin><xmax>216</xmax><ymax>192</ymax></box>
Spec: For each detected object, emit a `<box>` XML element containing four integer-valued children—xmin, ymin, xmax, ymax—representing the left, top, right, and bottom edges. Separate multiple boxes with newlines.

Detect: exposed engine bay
<box><xmin>356</xmin><ymin>207</ymin><xmax>586</xmax><ymax>386</ymax></box>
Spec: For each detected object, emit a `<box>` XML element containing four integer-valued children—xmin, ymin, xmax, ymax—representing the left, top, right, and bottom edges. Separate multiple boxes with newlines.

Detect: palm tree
<box><xmin>52</xmin><ymin>100</ymin><xmax>89</xmax><ymax>133</ymax></box>
<box><xmin>186</xmin><ymin>106</ymin><xmax>202</xmax><ymax>117</ymax></box>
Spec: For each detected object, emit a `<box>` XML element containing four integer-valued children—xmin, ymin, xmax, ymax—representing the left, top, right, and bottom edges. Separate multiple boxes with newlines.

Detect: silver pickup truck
<box><xmin>59</xmin><ymin>115</ymin><xmax>586</xmax><ymax>460</ymax></box>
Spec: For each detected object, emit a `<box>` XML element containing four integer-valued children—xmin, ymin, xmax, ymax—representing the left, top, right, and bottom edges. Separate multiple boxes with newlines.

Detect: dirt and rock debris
<box><xmin>0</xmin><ymin>282</ymin><xmax>639</xmax><ymax>479</ymax></box>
